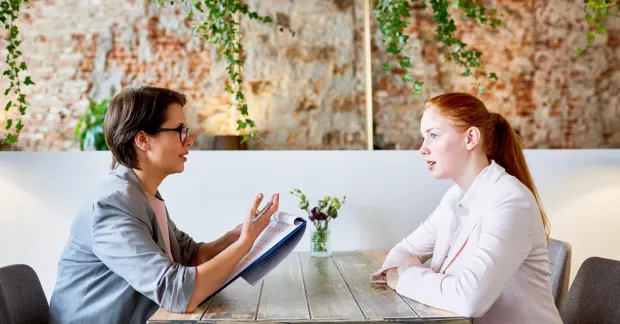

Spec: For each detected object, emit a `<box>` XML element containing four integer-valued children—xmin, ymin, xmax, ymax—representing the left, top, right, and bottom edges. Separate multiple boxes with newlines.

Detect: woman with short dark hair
<box><xmin>50</xmin><ymin>86</ymin><xmax>279</xmax><ymax>324</ymax></box>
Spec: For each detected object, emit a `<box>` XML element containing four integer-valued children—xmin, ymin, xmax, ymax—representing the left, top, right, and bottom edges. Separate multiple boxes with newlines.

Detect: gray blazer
<box><xmin>50</xmin><ymin>164</ymin><xmax>201</xmax><ymax>324</ymax></box>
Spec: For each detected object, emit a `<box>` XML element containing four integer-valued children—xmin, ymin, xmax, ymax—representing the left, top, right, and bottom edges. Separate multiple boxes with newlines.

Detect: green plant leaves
<box><xmin>75</xmin><ymin>98</ymin><xmax>110</xmax><ymax>151</ymax></box>
<box><xmin>1</xmin><ymin>0</ymin><xmax>34</xmax><ymax>147</ymax></box>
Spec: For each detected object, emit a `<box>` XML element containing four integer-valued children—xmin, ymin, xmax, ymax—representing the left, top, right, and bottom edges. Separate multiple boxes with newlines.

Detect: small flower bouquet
<box><xmin>291</xmin><ymin>188</ymin><xmax>346</xmax><ymax>257</ymax></box>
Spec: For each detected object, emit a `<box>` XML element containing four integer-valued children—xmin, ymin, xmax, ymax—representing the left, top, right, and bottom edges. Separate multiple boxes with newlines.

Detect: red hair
<box><xmin>425</xmin><ymin>93</ymin><xmax>550</xmax><ymax>242</ymax></box>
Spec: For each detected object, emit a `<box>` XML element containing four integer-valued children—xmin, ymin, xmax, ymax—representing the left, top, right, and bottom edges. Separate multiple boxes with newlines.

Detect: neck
<box><xmin>454</xmin><ymin>154</ymin><xmax>490</xmax><ymax>194</ymax></box>
<box><xmin>133</xmin><ymin>163</ymin><xmax>166</xmax><ymax>197</ymax></box>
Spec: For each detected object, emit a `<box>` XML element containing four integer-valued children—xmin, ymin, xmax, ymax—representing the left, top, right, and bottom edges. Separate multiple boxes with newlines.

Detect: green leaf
<box><xmin>5</xmin><ymin>118</ymin><xmax>12</xmax><ymax>130</ymax></box>
<box><xmin>478</xmin><ymin>85</ymin><xmax>486</xmax><ymax>94</ymax></box>
<box><xmin>577</xmin><ymin>47</ymin><xmax>584</xmax><ymax>56</ymax></box>
<box><xmin>4</xmin><ymin>133</ymin><xmax>17</xmax><ymax>144</ymax></box>
<box><xmin>414</xmin><ymin>80</ymin><xmax>424</xmax><ymax>90</ymax></box>
<box><xmin>461</xmin><ymin>69</ymin><xmax>471</xmax><ymax>77</ymax></box>
<box><xmin>236</xmin><ymin>119</ymin><xmax>247</xmax><ymax>130</ymax></box>
<box><xmin>24</xmin><ymin>76</ymin><xmax>34</xmax><ymax>85</ymax></box>
<box><xmin>399</xmin><ymin>56</ymin><xmax>412</xmax><ymax>68</ymax></box>
<box><xmin>489</xmin><ymin>72</ymin><xmax>498</xmax><ymax>81</ymax></box>
<box><xmin>587</xmin><ymin>33</ymin><xmax>595</xmax><ymax>45</ymax></box>
<box><xmin>19</xmin><ymin>62</ymin><xmax>27</xmax><ymax>70</ymax></box>
<box><xmin>596</xmin><ymin>24</ymin><xmax>606</xmax><ymax>34</ymax></box>
<box><xmin>402</xmin><ymin>72</ymin><xmax>413</xmax><ymax>83</ymax></box>
<box><xmin>5</xmin><ymin>101</ymin><xmax>11</xmax><ymax>111</ymax></box>
<box><xmin>382</xmin><ymin>63</ymin><xmax>392</xmax><ymax>71</ymax></box>
<box><xmin>240</xmin><ymin>103</ymin><xmax>248</xmax><ymax>115</ymax></box>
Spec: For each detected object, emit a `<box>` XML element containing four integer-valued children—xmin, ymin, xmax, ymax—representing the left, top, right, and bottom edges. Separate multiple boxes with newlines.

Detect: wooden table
<box><xmin>149</xmin><ymin>251</ymin><xmax>470</xmax><ymax>323</ymax></box>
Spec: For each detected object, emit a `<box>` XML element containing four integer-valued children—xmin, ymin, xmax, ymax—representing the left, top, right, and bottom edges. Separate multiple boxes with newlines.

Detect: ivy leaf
<box><xmin>402</xmin><ymin>72</ymin><xmax>413</xmax><ymax>83</ymax></box>
<box><xmin>24</xmin><ymin>76</ymin><xmax>34</xmax><ymax>85</ymax></box>
<box><xmin>587</xmin><ymin>33</ymin><xmax>595</xmax><ymax>45</ymax></box>
<box><xmin>414</xmin><ymin>80</ymin><xmax>424</xmax><ymax>90</ymax></box>
<box><xmin>236</xmin><ymin>119</ymin><xmax>247</xmax><ymax>131</ymax></box>
<box><xmin>478</xmin><ymin>85</ymin><xmax>486</xmax><ymax>94</ymax></box>
<box><xmin>5</xmin><ymin>101</ymin><xmax>11</xmax><ymax>111</ymax></box>
<box><xmin>577</xmin><ymin>47</ymin><xmax>584</xmax><ymax>56</ymax></box>
<box><xmin>381</xmin><ymin>63</ymin><xmax>392</xmax><ymax>71</ymax></box>
<box><xmin>19</xmin><ymin>62</ymin><xmax>27</xmax><ymax>70</ymax></box>
<box><xmin>4</xmin><ymin>133</ymin><xmax>17</xmax><ymax>144</ymax></box>
<box><xmin>489</xmin><ymin>72</ymin><xmax>498</xmax><ymax>81</ymax></box>
<box><xmin>5</xmin><ymin>118</ymin><xmax>12</xmax><ymax>130</ymax></box>
<box><xmin>399</xmin><ymin>56</ymin><xmax>412</xmax><ymax>68</ymax></box>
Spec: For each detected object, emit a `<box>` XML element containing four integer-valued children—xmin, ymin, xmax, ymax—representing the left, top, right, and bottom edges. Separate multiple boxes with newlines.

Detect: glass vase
<box><xmin>310</xmin><ymin>227</ymin><xmax>331</xmax><ymax>257</ymax></box>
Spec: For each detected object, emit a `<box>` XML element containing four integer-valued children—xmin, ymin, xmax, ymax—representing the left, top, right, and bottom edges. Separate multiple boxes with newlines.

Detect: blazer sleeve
<box><xmin>169</xmin><ymin>218</ymin><xmax>202</xmax><ymax>267</ymax></box>
<box><xmin>395</xmin><ymin>191</ymin><xmax>535</xmax><ymax>318</ymax></box>
<box><xmin>371</xmin><ymin>186</ymin><xmax>458</xmax><ymax>283</ymax></box>
<box><xmin>91</xmin><ymin>192</ymin><xmax>197</xmax><ymax>313</ymax></box>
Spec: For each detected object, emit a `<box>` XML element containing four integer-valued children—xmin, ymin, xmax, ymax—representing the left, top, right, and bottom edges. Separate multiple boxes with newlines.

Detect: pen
<box><xmin>251</xmin><ymin>200</ymin><xmax>273</xmax><ymax>223</ymax></box>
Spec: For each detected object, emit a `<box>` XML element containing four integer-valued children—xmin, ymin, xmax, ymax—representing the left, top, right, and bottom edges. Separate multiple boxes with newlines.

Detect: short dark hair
<box><xmin>104</xmin><ymin>86</ymin><xmax>187</xmax><ymax>169</ymax></box>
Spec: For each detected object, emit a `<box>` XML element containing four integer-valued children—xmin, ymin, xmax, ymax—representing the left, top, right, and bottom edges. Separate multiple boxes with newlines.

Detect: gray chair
<box><xmin>0</xmin><ymin>264</ymin><xmax>49</xmax><ymax>324</ymax></box>
<box><xmin>560</xmin><ymin>257</ymin><xmax>620</xmax><ymax>324</ymax></box>
<box><xmin>548</xmin><ymin>238</ymin><xmax>571</xmax><ymax>310</ymax></box>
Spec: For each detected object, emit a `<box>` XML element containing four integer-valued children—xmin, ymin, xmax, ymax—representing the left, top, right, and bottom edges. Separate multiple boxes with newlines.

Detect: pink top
<box><xmin>147</xmin><ymin>193</ymin><xmax>173</xmax><ymax>260</ymax></box>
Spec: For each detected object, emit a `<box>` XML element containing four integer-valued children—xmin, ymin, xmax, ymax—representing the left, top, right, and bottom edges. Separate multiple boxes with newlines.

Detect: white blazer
<box><xmin>371</xmin><ymin>161</ymin><xmax>562</xmax><ymax>324</ymax></box>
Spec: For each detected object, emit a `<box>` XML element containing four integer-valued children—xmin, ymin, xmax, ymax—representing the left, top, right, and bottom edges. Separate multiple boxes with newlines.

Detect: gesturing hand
<box><xmin>238</xmin><ymin>193</ymin><xmax>280</xmax><ymax>251</ymax></box>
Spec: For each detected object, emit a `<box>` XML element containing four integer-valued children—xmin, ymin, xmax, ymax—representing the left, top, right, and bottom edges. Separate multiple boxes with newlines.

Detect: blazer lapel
<box><xmin>440</xmin><ymin>207</ymin><xmax>480</xmax><ymax>273</ymax></box>
<box><xmin>438</xmin><ymin>160</ymin><xmax>507</xmax><ymax>273</ymax></box>
<box><xmin>431</xmin><ymin>210</ymin><xmax>452</xmax><ymax>272</ymax></box>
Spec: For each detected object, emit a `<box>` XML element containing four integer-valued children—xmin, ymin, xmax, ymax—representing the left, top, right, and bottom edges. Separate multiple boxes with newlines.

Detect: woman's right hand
<box><xmin>238</xmin><ymin>193</ymin><xmax>280</xmax><ymax>252</ymax></box>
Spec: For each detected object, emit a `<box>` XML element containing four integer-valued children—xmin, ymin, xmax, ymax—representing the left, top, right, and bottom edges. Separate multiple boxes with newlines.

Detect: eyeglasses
<box><xmin>153</xmin><ymin>125</ymin><xmax>190</xmax><ymax>144</ymax></box>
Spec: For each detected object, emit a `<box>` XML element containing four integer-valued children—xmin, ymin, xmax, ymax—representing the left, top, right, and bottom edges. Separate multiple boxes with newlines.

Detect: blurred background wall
<box><xmin>0</xmin><ymin>0</ymin><xmax>618</xmax><ymax>150</ymax></box>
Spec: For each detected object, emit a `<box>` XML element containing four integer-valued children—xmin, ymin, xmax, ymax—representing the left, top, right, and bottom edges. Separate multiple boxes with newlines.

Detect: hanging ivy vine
<box><xmin>158</xmin><ymin>0</ymin><xmax>293</xmax><ymax>143</ymax></box>
<box><xmin>374</xmin><ymin>0</ymin><xmax>502</xmax><ymax>97</ymax></box>
<box><xmin>2</xmin><ymin>0</ymin><xmax>617</xmax><ymax>147</ymax></box>
<box><xmin>1</xmin><ymin>0</ymin><xmax>34</xmax><ymax>146</ymax></box>
<box><xmin>579</xmin><ymin>0</ymin><xmax>619</xmax><ymax>55</ymax></box>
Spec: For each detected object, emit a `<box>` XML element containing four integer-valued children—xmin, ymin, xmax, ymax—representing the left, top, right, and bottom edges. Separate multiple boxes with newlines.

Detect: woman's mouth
<box><xmin>427</xmin><ymin>160</ymin><xmax>436</xmax><ymax>170</ymax></box>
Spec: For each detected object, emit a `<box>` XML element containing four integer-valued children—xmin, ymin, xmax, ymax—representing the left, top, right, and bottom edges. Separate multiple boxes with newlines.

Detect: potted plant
<box><xmin>291</xmin><ymin>188</ymin><xmax>346</xmax><ymax>257</ymax></box>
<box><xmin>74</xmin><ymin>97</ymin><xmax>110</xmax><ymax>151</ymax></box>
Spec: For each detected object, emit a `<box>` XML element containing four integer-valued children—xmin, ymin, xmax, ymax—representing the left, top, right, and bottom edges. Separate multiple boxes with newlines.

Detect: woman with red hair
<box><xmin>372</xmin><ymin>93</ymin><xmax>561</xmax><ymax>323</ymax></box>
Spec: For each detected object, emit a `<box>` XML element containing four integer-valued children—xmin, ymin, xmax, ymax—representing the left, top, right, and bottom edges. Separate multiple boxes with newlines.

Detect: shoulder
<box><xmin>477</xmin><ymin>173</ymin><xmax>540</xmax><ymax>233</ymax></box>
<box><xmin>90</xmin><ymin>172</ymin><xmax>150</xmax><ymax>223</ymax></box>
<box><xmin>486</xmin><ymin>173</ymin><xmax>537</xmax><ymax>210</ymax></box>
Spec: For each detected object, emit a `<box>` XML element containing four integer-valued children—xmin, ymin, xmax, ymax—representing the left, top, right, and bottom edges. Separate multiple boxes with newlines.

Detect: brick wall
<box><xmin>1</xmin><ymin>0</ymin><xmax>618</xmax><ymax>150</ymax></box>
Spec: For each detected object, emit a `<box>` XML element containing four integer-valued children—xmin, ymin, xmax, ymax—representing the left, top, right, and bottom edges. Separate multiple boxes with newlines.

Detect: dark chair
<box><xmin>0</xmin><ymin>264</ymin><xmax>49</xmax><ymax>324</ymax></box>
<box><xmin>560</xmin><ymin>257</ymin><xmax>620</xmax><ymax>324</ymax></box>
<box><xmin>548</xmin><ymin>238</ymin><xmax>571</xmax><ymax>310</ymax></box>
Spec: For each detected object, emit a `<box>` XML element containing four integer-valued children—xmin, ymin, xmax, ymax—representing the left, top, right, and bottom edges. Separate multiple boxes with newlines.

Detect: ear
<box><xmin>134</xmin><ymin>131</ymin><xmax>150</xmax><ymax>152</ymax></box>
<box><xmin>464</xmin><ymin>126</ymin><xmax>481</xmax><ymax>151</ymax></box>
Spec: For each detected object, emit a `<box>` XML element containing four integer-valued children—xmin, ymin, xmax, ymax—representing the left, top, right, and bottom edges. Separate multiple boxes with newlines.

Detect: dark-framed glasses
<box><xmin>153</xmin><ymin>125</ymin><xmax>190</xmax><ymax>144</ymax></box>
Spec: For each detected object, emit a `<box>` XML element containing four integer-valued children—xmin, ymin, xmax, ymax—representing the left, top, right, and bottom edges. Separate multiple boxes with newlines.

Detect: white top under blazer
<box><xmin>371</xmin><ymin>161</ymin><xmax>562</xmax><ymax>323</ymax></box>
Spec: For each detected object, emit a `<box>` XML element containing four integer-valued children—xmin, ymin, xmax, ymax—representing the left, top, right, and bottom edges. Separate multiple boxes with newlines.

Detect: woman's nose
<box><xmin>185</xmin><ymin>134</ymin><xmax>194</xmax><ymax>148</ymax></box>
<box><xmin>419</xmin><ymin>144</ymin><xmax>429</xmax><ymax>156</ymax></box>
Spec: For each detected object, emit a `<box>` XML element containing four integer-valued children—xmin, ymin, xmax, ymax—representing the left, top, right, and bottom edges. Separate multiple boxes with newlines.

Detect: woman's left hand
<box><xmin>386</xmin><ymin>268</ymin><xmax>399</xmax><ymax>290</ymax></box>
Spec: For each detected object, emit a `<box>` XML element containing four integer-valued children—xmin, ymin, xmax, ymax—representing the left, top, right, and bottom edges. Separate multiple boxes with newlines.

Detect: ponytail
<box><xmin>489</xmin><ymin>112</ymin><xmax>550</xmax><ymax>243</ymax></box>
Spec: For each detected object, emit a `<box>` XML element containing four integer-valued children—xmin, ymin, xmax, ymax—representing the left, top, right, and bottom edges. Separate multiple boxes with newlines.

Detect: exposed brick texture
<box><xmin>0</xmin><ymin>0</ymin><xmax>618</xmax><ymax>150</ymax></box>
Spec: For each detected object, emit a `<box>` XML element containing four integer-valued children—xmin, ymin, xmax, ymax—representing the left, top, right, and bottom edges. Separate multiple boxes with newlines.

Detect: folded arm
<box><xmin>395</xmin><ymin>194</ymin><xmax>535</xmax><ymax>318</ymax></box>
